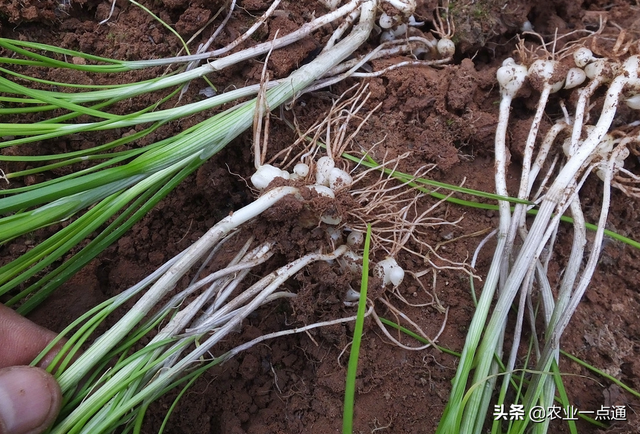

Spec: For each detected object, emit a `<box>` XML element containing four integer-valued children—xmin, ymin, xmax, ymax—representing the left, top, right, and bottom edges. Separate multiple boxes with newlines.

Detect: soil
<box><xmin>1</xmin><ymin>0</ymin><xmax>640</xmax><ymax>433</ymax></box>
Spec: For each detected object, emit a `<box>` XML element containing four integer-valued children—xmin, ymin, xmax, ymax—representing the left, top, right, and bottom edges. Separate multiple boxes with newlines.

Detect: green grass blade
<box><xmin>380</xmin><ymin>316</ymin><xmax>616</xmax><ymax>431</ymax></box>
<box><xmin>0</xmin><ymin>176</ymin><xmax>145</xmax><ymax>240</ymax></box>
<box><xmin>560</xmin><ymin>350</ymin><xmax>640</xmax><ymax>399</ymax></box>
<box><xmin>0</xmin><ymin>38</ymin><xmax>131</xmax><ymax>72</ymax></box>
<box><xmin>552</xmin><ymin>360</ymin><xmax>578</xmax><ymax>434</ymax></box>
<box><xmin>339</xmin><ymin>152</ymin><xmax>640</xmax><ymax>250</ymax></box>
<box><xmin>0</xmin><ymin>75</ymin><xmax>123</xmax><ymax>119</ymax></box>
<box><xmin>155</xmin><ymin>374</ymin><xmax>200</xmax><ymax>434</ymax></box>
<box><xmin>11</xmin><ymin>159</ymin><xmax>197</xmax><ymax>313</ymax></box>
<box><xmin>343</xmin><ymin>224</ymin><xmax>371</xmax><ymax>434</ymax></box>
<box><xmin>0</xmin><ymin>65</ymin><xmax>133</xmax><ymax>90</ymax></box>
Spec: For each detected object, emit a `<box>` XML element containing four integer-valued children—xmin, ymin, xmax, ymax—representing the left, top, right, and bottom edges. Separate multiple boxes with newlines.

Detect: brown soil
<box><xmin>2</xmin><ymin>0</ymin><xmax>640</xmax><ymax>433</ymax></box>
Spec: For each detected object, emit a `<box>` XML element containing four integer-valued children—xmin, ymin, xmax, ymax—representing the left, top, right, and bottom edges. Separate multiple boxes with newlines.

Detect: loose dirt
<box><xmin>1</xmin><ymin>0</ymin><xmax>640</xmax><ymax>433</ymax></box>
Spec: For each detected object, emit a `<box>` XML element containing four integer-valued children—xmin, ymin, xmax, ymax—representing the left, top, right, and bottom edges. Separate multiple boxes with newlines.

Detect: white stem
<box><xmin>153</xmin><ymin>246</ymin><xmax>348</xmax><ymax>381</ymax></box>
<box><xmin>461</xmin><ymin>66</ymin><xmax>633</xmax><ymax>434</ymax></box>
<box><xmin>524</xmin><ymin>146</ymin><xmax>617</xmax><ymax>417</ymax></box>
<box><xmin>569</xmin><ymin>78</ymin><xmax>601</xmax><ymax>155</ymax></box>
<box><xmin>503</xmin><ymin>83</ymin><xmax>552</xmax><ymax>305</ymax></box>
<box><xmin>57</xmin><ymin>186</ymin><xmax>299</xmax><ymax>392</ymax></box>
<box><xmin>122</xmin><ymin>0</ymin><xmax>364</xmax><ymax>69</ymax></box>
<box><xmin>529</xmin><ymin>121</ymin><xmax>567</xmax><ymax>197</ymax></box>
<box><xmin>445</xmin><ymin>89</ymin><xmax>516</xmax><ymax>433</ymax></box>
<box><xmin>221</xmin><ymin>306</ymin><xmax>374</xmax><ymax>359</ymax></box>
<box><xmin>469</xmin><ymin>68</ymin><xmax>638</xmax><ymax>434</ymax></box>
<box><xmin>496</xmin><ymin>265</ymin><xmax>533</xmax><ymax>423</ymax></box>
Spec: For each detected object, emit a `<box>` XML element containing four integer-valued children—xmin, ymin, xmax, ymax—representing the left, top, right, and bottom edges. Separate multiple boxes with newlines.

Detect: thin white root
<box><xmin>371</xmin><ymin>305</ymin><xmax>448</xmax><ymax>351</ymax></box>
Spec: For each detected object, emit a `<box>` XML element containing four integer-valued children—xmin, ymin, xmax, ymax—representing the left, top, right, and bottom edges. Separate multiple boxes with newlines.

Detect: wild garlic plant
<box><xmin>0</xmin><ymin>0</ymin><xmax>456</xmax><ymax>315</ymax></box>
<box><xmin>0</xmin><ymin>0</ymin><xmax>468</xmax><ymax>431</ymax></box>
<box><xmin>438</xmin><ymin>29</ymin><xmax>640</xmax><ymax>434</ymax></box>
<box><xmin>37</xmin><ymin>80</ymin><xmax>468</xmax><ymax>433</ymax></box>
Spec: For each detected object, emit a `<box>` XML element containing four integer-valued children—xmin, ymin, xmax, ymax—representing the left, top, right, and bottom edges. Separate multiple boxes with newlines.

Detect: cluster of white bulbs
<box><xmin>251</xmin><ymin>154</ymin><xmax>405</xmax><ymax>297</ymax></box>
<box><xmin>251</xmin><ymin>157</ymin><xmax>353</xmax><ymax>192</ymax></box>
<box><xmin>497</xmin><ymin>51</ymin><xmax>640</xmax><ymax>182</ymax></box>
<box><xmin>497</xmin><ymin>49</ymin><xmax>640</xmax><ymax>102</ymax></box>
<box><xmin>377</xmin><ymin>0</ymin><xmax>455</xmax><ymax>59</ymax></box>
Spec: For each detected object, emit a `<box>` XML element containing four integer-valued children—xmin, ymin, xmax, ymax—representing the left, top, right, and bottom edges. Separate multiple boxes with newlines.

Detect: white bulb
<box><xmin>391</xmin><ymin>23</ymin><xmax>407</xmax><ymax>38</ymax></box>
<box><xmin>326</xmin><ymin>226</ymin><xmax>342</xmax><ymax>243</ymax></box>
<box><xmin>596</xmin><ymin>147</ymin><xmax>629</xmax><ymax>182</ymax></box>
<box><xmin>380</xmin><ymin>30</ymin><xmax>395</xmax><ymax>43</ymax></box>
<box><xmin>520</xmin><ymin>20</ymin><xmax>533</xmax><ymax>32</ymax></box>
<box><xmin>584</xmin><ymin>59</ymin><xmax>609</xmax><ymax>80</ymax></box>
<box><xmin>344</xmin><ymin>287</ymin><xmax>360</xmax><ymax>302</ymax></box>
<box><xmin>573</xmin><ymin>47</ymin><xmax>593</xmax><ymax>68</ymax></box>
<box><xmin>550</xmin><ymin>80</ymin><xmax>565</xmax><ymax>93</ymax></box>
<box><xmin>328</xmin><ymin>167</ymin><xmax>353</xmax><ymax>190</ymax></box>
<box><xmin>374</xmin><ymin>257</ymin><xmax>405</xmax><ymax>287</ymax></box>
<box><xmin>626</xmin><ymin>94</ymin><xmax>640</xmax><ymax>110</ymax></box>
<box><xmin>388</xmin><ymin>266</ymin><xmax>405</xmax><ymax>287</ymax></box>
<box><xmin>315</xmin><ymin>156</ymin><xmax>335</xmax><ymax>186</ymax></box>
<box><xmin>306</xmin><ymin>185</ymin><xmax>335</xmax><ymax>198</ymax></box>
<box><xmin>347</xmin><ymin>230</ymin><xmax>364</xmax><ymax>246</ymax></box>
<box><xmin>436</xmin><ymin>38</ymin><xmax>455</xmax><ymax>58</ymax></box>
<box><xmin>564</xmin><ymin>68</ymin><xmax>586</xmax><ymax>89</ymax></box>
<box><xmin>528</xmin><ymin>59</ymin><xmax>558</xmax><ymax>82</ymax></box>
<box><xmin>338</xmin><ymin>250</ymin><xmax>363</xmax><ymax>274</ymax></box>
<box><xmin>320</xmin><ymin>213</ymin><xmax>342</xmax><ymax>225</ymax></box>
<box><xmin>496</xmin><ymin>61</ymin><xmax>528</xmax><ymax>98</ymax></box>
<box><xmin>379</xmin><ymin>12</ymin><xmax>394</xmax><ymax>29</ymax></box>
<box><xmin>294</xmin><ymin>163</ymin><xmax>309</xmax><ymax>177</ymax></box>
<box><xmin>251</xmin><ymin>164</ymin><xmax>288</xmax><ymax>190</ymax></box>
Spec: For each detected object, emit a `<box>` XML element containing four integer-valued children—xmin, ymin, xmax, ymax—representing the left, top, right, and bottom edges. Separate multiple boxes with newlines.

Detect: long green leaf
<box><xmin>343</xmin><ymin>224</ymin><xmax>371</xmax><ymax>433</ymax></box>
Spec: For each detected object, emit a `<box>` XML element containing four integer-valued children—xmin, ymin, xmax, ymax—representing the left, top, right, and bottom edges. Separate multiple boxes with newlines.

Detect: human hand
<box><xmin>0</xmin><ymin>304</ymin><xmax>62</xmax><ymax>434</ymax></box>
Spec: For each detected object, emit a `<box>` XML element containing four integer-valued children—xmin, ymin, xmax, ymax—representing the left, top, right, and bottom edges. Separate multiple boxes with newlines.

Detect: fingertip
<box><xmin>0</xmin><ymin>366</ymin><xmax>62</xmax><ymax>434</ymax></box>
<box><xmin>0</xmin><ymin>305</ymin><xmax>60</xmax><ymax>368</ymax></box>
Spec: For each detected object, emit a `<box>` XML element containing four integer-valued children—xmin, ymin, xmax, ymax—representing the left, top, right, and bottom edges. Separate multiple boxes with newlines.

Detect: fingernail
<box><xmin>0</xmin><ymin>367</ymin><xmax>60</xmax><ymax>434</ymax></box>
